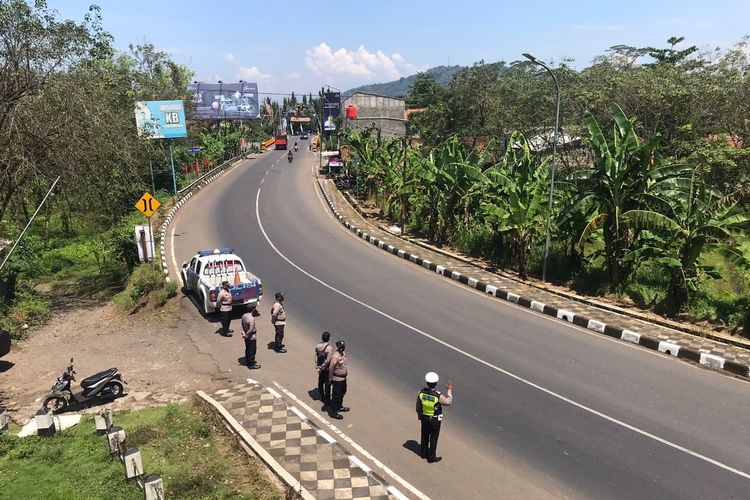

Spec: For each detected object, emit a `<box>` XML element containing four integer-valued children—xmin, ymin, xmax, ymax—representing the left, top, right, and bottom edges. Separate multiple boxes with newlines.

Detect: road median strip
<box><xmin>318</xmin><ymin>180</ymin><xmax>750</xmax><ymax>380</ymax></box>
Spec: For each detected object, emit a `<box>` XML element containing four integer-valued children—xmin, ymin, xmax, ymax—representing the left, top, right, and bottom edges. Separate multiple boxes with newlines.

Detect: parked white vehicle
<box><xmin>181</xmin><ymin>248</ymin><xmax>263</xmax><ymax>315</ymax></box>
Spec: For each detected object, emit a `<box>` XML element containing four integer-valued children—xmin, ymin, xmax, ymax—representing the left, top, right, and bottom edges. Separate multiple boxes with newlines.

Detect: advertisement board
<box><xmin>135</xmin><ymin>100</ymin><xmax>188</xmax><ymax>139</ymax></box>
<box><xmin>322</xmin><ymin>91</ymin><xmax>341</xmax><ymax>133</ymax></box>
<box><xmin>187</xmin><ymin>82</ymin><xmax>260</xmax><ymax>120</ymax></box>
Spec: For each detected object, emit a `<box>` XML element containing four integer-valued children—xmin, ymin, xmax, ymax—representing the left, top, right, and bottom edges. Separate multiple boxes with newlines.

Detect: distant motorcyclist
<box><xmin>287</xmin><ymin>151</ymin><xmax>294</xmax><ymax>163</ymax></box>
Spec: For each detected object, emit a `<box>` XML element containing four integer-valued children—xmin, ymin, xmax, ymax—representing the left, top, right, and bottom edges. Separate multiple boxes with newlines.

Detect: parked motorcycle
<box><xmin>42</xmin><ymin>358</ymin><xmax>126</xmax><ymax>413</ymax></box>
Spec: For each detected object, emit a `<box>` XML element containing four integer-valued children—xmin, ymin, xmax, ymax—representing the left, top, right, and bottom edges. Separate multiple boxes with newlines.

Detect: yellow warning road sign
<box><xmin>135</xmin><ymin>192</ymin><xmax>161</xmax><ymax>218</ymax></box>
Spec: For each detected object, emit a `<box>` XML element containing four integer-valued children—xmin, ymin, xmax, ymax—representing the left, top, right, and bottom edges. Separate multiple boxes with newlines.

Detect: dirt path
<box><xmin>0</xmin><ymin>298</ymin><xmax>225</xmax><ymax>423</ymax></box>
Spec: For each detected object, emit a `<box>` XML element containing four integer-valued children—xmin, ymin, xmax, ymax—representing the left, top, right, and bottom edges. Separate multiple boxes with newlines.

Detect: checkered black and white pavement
<box><xmin>211</xmin><ymin>382</ymin><xmax>404</xmax><ymax>500</ymax></box>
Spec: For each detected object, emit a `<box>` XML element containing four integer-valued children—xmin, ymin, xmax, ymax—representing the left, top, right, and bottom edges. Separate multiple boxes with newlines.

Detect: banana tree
<box><xmin>622</xmin><ymin>176</ymin><xmax>750</xmax><ymax>313</ymax></box>
<box><xmin>481</xmin><ymin>132</ymin><xmax>549</xmax><ymax>279</ymax></box>
<box><xmin>573</xmin><ymin>103</ymin><xmax>668</xmax><ymax>287</ymax></box>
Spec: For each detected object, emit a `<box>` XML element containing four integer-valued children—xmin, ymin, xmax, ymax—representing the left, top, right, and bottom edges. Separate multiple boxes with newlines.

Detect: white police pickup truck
<box><xmin>181</xmin><ymin>248</ymin><xmax>263</xmax><ymax>315</ymax></box>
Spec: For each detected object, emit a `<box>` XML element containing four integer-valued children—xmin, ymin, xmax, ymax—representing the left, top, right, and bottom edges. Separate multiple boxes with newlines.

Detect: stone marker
<box><xmin>35</xmin><ymin>408</ymin><xmax>55</xmax><ymax>437</ymax></box>
<box><xmin>144</xmin><ymin>474</ymin><xmax>165</xmax><ymax>500</ymax></box>
<box><xmin>124</xmin><ymin>447</ymin><xmax>143</xmax><ymax>480</ymax></box>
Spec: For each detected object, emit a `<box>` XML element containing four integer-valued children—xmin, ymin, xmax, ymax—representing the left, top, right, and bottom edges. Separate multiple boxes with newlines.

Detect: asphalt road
<box><xmin>171</xmin><ymin>148</ymin><xmax>750</xmax><ymax>499</ymax></box>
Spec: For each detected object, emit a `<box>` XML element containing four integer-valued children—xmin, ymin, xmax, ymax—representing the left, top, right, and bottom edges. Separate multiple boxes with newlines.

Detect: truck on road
<box><xmin>181</xmin><ymin>248</ymin><xmax>263</xmax><ymax>316</ymax></box>
<box><xmin>274</xmin><ymin>134</ymin><xmax>288</xmax><ymax>150</ymax></box>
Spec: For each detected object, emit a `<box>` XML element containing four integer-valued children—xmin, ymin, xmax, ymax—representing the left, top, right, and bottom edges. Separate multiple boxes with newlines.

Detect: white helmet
<box><xmin>425</xmin><ymin>372</ymin><xmax>439</xmax><ymax>384</ymax></box>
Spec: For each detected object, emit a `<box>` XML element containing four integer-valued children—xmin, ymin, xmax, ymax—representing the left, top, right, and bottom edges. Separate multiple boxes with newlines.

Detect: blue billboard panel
<box><xmin>187</xmin><ymin>82</ymin><xmax>260</xmax><ymax>120</ymax></box>
<box><xmin>135</xmin><ymin>100</ymin><xmax>188</xmax><ymax>139</ymax></box>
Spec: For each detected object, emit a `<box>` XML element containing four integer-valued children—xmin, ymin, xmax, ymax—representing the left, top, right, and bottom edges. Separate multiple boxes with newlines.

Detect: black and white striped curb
<box><xmin>158</xmin><ymin>167</ymin><xmax>237</xmax><ymax>280</ymax></box>
<box><xmin>318</xmin><ymin>182</ymin><xmax>750</xmax><ymax>380</ymax></box>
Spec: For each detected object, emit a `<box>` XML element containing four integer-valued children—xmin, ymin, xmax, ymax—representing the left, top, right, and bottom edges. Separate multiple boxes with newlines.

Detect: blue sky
<box><xmin>48</xmin><ymin>1</ymin><xmax>750</xmax><ymax>95</ymax></box>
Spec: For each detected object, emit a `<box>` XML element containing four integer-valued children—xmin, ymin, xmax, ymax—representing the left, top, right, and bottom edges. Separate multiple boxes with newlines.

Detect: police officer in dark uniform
<box><xmin>416</xmin><ymin>372</ymin><xmax>453</xmax><ymax>463</ymax></box>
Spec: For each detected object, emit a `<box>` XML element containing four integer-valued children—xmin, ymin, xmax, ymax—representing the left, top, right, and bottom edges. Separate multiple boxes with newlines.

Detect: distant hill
<box><xmin>344</xmin><ymin>65</ymin><xmax>463</xmax><ymax>98</ymax></box>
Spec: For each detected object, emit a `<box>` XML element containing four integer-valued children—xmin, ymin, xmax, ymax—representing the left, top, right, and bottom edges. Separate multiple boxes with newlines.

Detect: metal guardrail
<box><xmin>261</xmin><ymin>137</ymin><xmax>275</xmax><ymax>149</ymax></box>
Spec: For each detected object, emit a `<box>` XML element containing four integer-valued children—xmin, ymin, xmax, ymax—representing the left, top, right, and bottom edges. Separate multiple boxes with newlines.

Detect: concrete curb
<box><xmin>317</xmin><ymin>181</ymin><xmax>750</xmax><ymax>380</ymax></box>
<box><xmin>196</xmin><ymin>391</ymin><xmax>315</xmax><ymax>500</ymax></box>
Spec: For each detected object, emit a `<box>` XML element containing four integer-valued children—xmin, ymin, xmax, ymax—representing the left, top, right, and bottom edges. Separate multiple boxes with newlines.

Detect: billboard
<box><xmin>135</xmin><ymin>100</ymin><xmax>187</xmax><ymax>139</ymax></box>
<box><xmin>322</xmin><ymin>91</ymin><xmax>341</xmax><ymax>133</ymax></box>
<box><xmin>188</xmin><ymin>82</ymin><xmax>260</xmax><ymax>120</ymax></box>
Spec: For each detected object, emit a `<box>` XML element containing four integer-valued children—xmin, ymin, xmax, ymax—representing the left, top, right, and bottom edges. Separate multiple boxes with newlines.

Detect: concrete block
<box><xmin>124</xmin><ymin>447</ymin><xmax>144</xmax><ymax>479</ymax></box>
<box><xmin>621</xmin><ymin>330</ymin><xmax>641</xmax><ymax>344</ymax></box>
<box><xmin>658</xmin><ymin>341</ymin><xmax>680</xmax><ymax>357</ymax></box>
<box><xmin>700</xmin><ymin>352</ymin><xmax>725</xmax><ymax>370</ymax></box>
<box><xmin>587</xmin><ymin>320</ymin><xmax>607</xmax><ymax>333</ymax></box>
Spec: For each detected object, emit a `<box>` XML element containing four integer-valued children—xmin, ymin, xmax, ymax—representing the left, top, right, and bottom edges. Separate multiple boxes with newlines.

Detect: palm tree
<box><xmin>622</xmin><ymin>175</ymin><xmax>750</xmax><ymax>313</ymax></box>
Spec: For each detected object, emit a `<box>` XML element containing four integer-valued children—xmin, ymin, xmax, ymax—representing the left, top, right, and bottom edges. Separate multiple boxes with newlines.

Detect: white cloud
<box><xmin>226</xmin><ymin>52</ymin><xmax>235</xmax><ymax>62</ymax></box>
<box><xmin>238</xmin><ymin>65</ymin><xmax>270</xmax><ymax>81</ymax></box>
<box><xmin>304</xmin><ymin>43</ymin><xmax>424</xmax><ymax>85</ymax></box>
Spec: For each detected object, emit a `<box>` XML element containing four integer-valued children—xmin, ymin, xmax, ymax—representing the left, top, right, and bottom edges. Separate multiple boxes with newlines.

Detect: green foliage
<box><xmin>0</xmin><ymin>401</ymin><xmax>281</xmax><ymax>499</ymax></box>
<box><xmin>0</xmin><ymin>283</ymin><xmax>51</xmax><ymax>340</ymax></box>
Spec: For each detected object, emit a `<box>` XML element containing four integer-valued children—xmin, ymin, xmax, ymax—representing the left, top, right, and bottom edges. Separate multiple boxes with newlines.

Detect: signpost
<box><xmin>135</xmin><ymin>100</ymin><xmax>188</xmax><ymax>196</ymax></box>
<box><xmin>187</xmin><ymin>146</ymin><xmax>202</xmax><ymax>154</ymax></box>
<box><xmin>134</xmin><ymin>192</ymin><xmax>161</xmax><ymax>263</ymax></box>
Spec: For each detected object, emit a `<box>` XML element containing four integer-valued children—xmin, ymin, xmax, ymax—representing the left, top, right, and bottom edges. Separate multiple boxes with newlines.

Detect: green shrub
<box><xmin>112</xmin><ymin>291</ymin><xmax>136</xmax><ymax>312</ymax></box>
<box><xmin>0</xmin><ymin>283</ymin><xmax>51</xmax><ymax>340</ymax></box>
<box><xmin>128</xmin><ymin>264</ymin><xmax>165</xmax><ymax>301</ymax></box>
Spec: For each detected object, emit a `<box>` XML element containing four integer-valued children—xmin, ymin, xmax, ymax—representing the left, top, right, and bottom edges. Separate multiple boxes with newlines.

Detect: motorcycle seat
<box><xmin>81</xmin><ymin>368</ymin><xmax>118</xmax><ymax>388</ymax></box>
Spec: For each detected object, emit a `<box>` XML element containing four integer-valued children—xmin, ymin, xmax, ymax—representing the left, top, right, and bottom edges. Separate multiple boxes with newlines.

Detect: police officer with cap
<box><xmin>416</xmin><ymin>372</ymin><xmax>453</xmax><ymax>463</ymax></box>
<box><xmin>270</xmin><ymin>292</ymin><xmax>287</xmax><ymax>353</ymax></box>
<box><xmin>328</xmin><ymin>339</ymin><xmax>349</xmax><ymax>419</ymax></box>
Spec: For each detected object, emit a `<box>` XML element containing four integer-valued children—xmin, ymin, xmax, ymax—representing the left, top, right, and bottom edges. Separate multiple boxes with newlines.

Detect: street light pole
<box><xmin>523</xmin><ymin>53</ymin><xmax>561</xmax><ymax>283</ymax></box>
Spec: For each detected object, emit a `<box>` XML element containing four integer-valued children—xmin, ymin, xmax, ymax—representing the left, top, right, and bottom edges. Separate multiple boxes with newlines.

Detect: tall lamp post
<box><xmin>523</xmin><ymin>53</ymin><xmax>561</xmax><ymax>283</ymax></box>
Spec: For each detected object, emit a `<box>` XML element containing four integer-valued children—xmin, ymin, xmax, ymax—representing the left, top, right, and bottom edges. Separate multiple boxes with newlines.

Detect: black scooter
<box><xmin>288</xmin><ymin>154</ymin><xmax>294</xmax><ymax>163</ymax></box>
<box><xmin>43</xmin><ymin>358</ymin><xmax>126</xmax><ymax>413</ymax></box>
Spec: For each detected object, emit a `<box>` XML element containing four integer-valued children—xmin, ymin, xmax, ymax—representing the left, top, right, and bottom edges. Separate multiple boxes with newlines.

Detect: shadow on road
<box><xmin>307</xmin><ymin>388</ymin><xmax>322</xmax><ymax>401</ymax></box>
<box><xmin>402</xmin><ymin>439</ymin><xmax>422</xmax><ymax>458</ymax></box>
<box><xmin>0</xmin><ymin>360</ymin><xmax>14</xmax><ymax>373</ymax></box>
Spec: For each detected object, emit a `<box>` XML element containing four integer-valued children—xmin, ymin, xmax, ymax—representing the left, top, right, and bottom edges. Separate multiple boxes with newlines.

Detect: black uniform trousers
<box><xmin>274</xmin><ymin>324</ymin><xmax>285</xmax><ymax>349</ymax></box>
<box><xmin>317</xmin><ymin>368</ymin><xmax>331</xmax><ymax>403</ymax></box>
<box><xmin>244</xmin><ymin>338</ymin><xmax>257</xmax><ymax>366</ymax></box>
<box><xmin>420</xmin><ymin>416</ymin><xmax>442</xmax><ymax>460</ymax></box>
<box><xmin>219</xmin><ymin>310</ymin><xmax>231</xmax><ymax>335</ymax></box>
<box><xmin>330</xmin><ymin>379</ymin><xmax>347</xmax><ymax>412</ymax></box>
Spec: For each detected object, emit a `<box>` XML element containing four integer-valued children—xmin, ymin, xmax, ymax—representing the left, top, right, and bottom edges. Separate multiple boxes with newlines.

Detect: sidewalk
<box><xmin>318</xmin><ymin>179</ymin><xmax>750</xmax><ymax>380</ymax></box>
<box><xmin>201</xmin><ymin>381</ymin><xmax>406</xmax><ymax>500</ymax></box>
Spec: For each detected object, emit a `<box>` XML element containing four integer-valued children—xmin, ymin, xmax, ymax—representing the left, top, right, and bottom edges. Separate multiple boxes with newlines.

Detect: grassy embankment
<box><xmin>0</xmin><ymin>397</ymin><xmax>282</xmax><ymax>499</ymax></box>
<box><xmin>1</xmin><ymin>190</ymin><xmax>179</xmax><ymax>340</ymax></box>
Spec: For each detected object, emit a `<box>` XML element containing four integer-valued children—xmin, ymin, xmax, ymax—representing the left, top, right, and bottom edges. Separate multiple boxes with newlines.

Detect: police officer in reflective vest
<box><xmin>416</xmin><ymin>372</ymin><xmax>453</xmax><ymax>463</ymax></box>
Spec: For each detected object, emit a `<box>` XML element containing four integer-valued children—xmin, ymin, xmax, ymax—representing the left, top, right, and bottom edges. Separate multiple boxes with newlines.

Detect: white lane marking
<box><xmin>246</xmin><ymin>378</ymin><xmax>258</xmax><ymax>385</ymax></box>
<box><xmin>388</xmin><ymin>485</ymin><xmax>410</xmax><ymax>500</ymax></box>
<box><xmin>255</xmin><ymin>187</ymin><xmax>750</xmax><ymax>481</ymax></box>
<box><xmin>273</xmin><ymin>382</ymin><xmax>429</xmax><ymax>500</ymax></box>
<box><xmin>261</xmin><ymin>178</ymin><xmax>264</xmax><ymax>184</ymax></box>
<box><xmin>170</xmin><ymin>219</ymin><xmax>178</xmax><ymax>276</ymax></box>
<box><xmin>266</xmin><ymin>387</ymin><xmax>282</xmax><ymax>399</ymax></box>
<box><xmin>348</xmin><ymin>455</ymin><xmax>371</xmax><ymax>474</ymax></box>
<box><xmin>290</xmin><ymin>406</ymin><xmax>307</xmax><ymax>421</ymax></box>
<box><xmin>317</xmin><ymin>429</ymin><xmax>336</xmax><ymax>443</ymax></box>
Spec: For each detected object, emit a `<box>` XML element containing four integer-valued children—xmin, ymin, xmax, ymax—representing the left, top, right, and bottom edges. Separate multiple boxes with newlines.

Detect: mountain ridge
<box><xmin>344</xmin><ymin>65</ymin><xmax>463</xmax><ymax>98</ymax></box>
